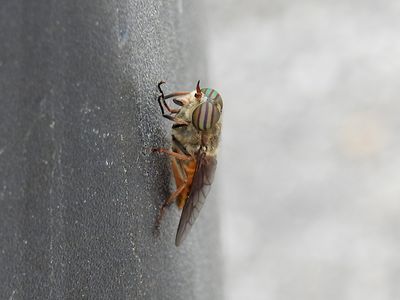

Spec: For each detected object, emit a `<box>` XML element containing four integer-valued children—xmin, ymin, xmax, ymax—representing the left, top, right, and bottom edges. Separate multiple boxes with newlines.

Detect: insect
<box><xmin>152</xmin><ymin>80</ymin><xmax>223</xmax><ymax>246</ymax></box>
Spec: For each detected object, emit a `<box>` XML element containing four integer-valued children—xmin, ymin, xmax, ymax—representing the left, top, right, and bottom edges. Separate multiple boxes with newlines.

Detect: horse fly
<box><xmin>152</xmin><ymin>80</ymin><xmax>223</xmax><ymax>246</ymax></box>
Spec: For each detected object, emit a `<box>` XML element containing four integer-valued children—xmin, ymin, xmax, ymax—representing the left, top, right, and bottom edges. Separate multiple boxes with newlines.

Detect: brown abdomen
<box><xmin>171</xmin><ymin>158</ymin><xmax>196</xmax><ymax>208</ymax></box>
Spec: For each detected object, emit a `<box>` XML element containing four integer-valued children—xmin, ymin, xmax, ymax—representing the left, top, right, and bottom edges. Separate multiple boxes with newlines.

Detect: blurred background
<box><xmin>205</xmin><ymin>0</ymin><xmax>400</xmax><ymax>299</ymax></box>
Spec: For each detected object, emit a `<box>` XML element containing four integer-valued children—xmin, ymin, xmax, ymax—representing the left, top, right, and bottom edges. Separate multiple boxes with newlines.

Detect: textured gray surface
<box><xmin>207</xmin><ymin>0</ymin><xmax>400</xmax><ymax>299</ymax></box>
<box><xmin>0</xmin><ymin>1</ymin><xmax>221</xmax><ymax>299</ymax></box>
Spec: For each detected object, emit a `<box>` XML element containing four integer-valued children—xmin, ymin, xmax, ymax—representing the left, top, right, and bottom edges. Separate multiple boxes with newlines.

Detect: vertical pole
<box><xmin>0</xmin><ymin>1</ymin><xmax>222</xmax><ymax>299</ymax></box>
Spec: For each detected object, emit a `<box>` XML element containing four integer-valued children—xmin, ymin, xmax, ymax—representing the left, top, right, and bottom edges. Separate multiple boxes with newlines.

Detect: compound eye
<box><xmin>192</xmin><ymin>101</ymin><xmax>221</xmax><ymax>131</ymax></box>
<box><xmin>201</xmin><ymin>88</ymin><xmax>223</xmax><ymax>111</ymax></box>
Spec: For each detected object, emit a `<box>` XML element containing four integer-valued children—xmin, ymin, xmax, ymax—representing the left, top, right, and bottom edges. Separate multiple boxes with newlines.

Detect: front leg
<box><xmin>157</xmin><ymin>81</ymin><xmax>190</xmax><ymax>120</ymax></box>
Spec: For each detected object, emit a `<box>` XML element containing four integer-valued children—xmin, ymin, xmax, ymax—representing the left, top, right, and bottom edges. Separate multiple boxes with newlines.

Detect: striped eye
<box><xmin>192</xmin><ymin>101</ymin><xmax>221</xmax><ymax>131</ymax></box>
<box><xmin>201</xmin><ymin>88</ymin><xmax>223</xmax><ymax>111</ymax></box>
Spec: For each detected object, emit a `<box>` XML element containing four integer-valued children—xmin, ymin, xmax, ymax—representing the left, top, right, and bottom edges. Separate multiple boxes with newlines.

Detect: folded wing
<box><xmin>175</xmin><ymin>151</ymin><xmax>217</xmax><ymax>246</ymax></box>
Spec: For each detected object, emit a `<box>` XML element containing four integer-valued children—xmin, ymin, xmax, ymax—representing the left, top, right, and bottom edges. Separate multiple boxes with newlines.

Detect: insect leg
<box><xmin>163</xmin><ymin>92</ymin><xmax>191</xmax><ymax>99</ymax></box>
<box><xmin>155</xmin><ymin>158</ymin><xmax>191</xmax><ymax>229</ymax></box>
<box><xmin>157</xmin><ymin>93</ymin><xmax>189</xmax><ymax>125</ymax></box>
<box><xmin>155</xmin><ymin>181</ymin><xmax>188</xmax><ymax>230</ymax></box>
<box><xmin>157</xmin><ymin>94</ymin><xmax>180</xmax><ymax>115</ymax></box>
<box><xmin>152</xmin><ymin>148</ymin><xmax>192</xmax><ymax>161</ymax></box>
<box><xmin>157</xmin><ymin>81</ymin><xmax>190</xmax><ymax>116</ymax></box>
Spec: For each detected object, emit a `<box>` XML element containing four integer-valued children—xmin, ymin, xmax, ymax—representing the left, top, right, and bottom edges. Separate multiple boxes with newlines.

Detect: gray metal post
<box><xmin>0</xmin><ymin>1</ymin><xmax>222</xmax><ymax>299</ymax></box>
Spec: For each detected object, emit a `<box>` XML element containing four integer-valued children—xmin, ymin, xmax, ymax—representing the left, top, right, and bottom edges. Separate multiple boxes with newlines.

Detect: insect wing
<box><xmin>175</xmin><ymin>152</ymin><xmax>217</xmax><ymax>246</ymax></box>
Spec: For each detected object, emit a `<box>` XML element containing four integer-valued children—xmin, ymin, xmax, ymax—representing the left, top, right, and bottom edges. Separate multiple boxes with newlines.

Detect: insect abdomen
<box><xmin>171</xmin><ymin>158</ymin><xmax>196</xmax><ymax>208</ymax></box>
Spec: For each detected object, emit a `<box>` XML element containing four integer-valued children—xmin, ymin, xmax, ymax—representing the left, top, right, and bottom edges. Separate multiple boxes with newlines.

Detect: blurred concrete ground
<box><xmin>206</xmin><ymin>0</ymin><xmax>400</xmax><ymax>299</ymax></box>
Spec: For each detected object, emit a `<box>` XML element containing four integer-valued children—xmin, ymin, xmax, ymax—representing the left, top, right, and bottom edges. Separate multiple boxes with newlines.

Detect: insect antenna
<box><xmin>195</xmin><ymin>80</ymin><xmax>202</xmax><ymax>99</ymax></box>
